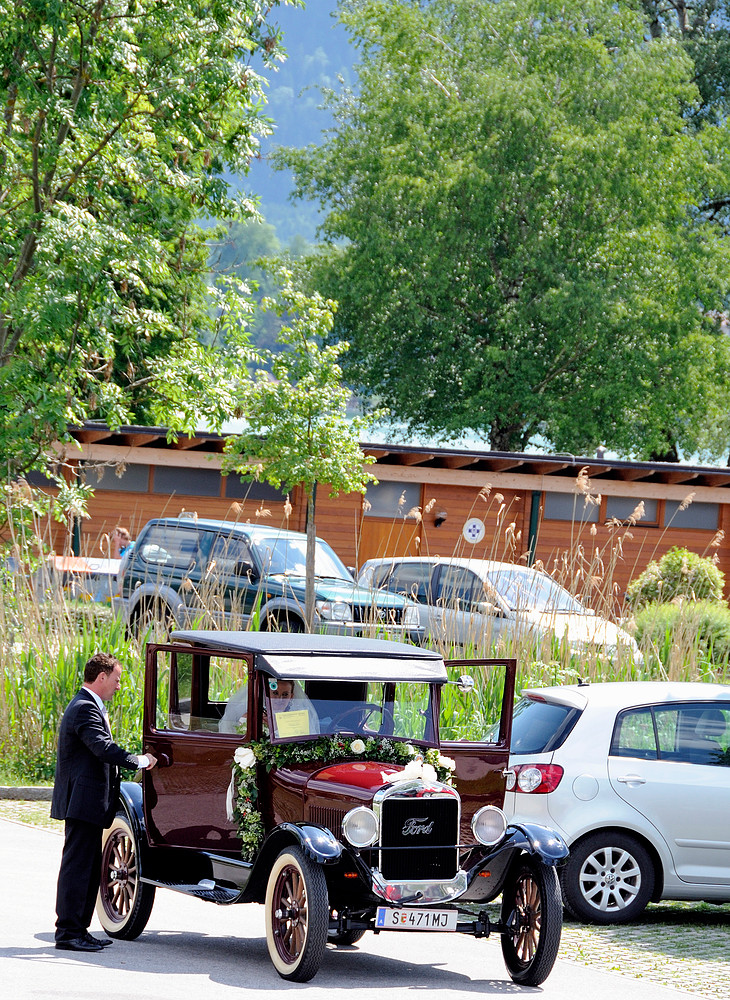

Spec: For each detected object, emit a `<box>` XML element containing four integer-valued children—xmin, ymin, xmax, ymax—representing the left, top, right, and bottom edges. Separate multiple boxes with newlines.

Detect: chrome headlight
<box><xmin>316</xmin><ymin>600</ymin><xmax>352</xmax><ymax>621</ymax></box>
<box><xmin>342</xmin><ymin>806</ymin><xmax>379</xmax><ymax>848</ymax></box>
<box><xmin>472</xmin><ymin>805</ymin><xmax>507</xmax><ymax>846</ymax></box>
<box><xmin>403</xmin><ymin>604</ymin><xmax>420</xmax><ymax>627</ymax></box>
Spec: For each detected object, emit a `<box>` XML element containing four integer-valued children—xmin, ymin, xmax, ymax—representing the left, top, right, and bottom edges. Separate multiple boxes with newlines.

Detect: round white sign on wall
<box><xmin>462</xmin><ymin>518</ymin><xmax>485</xmax><ymax>544</ymax></box>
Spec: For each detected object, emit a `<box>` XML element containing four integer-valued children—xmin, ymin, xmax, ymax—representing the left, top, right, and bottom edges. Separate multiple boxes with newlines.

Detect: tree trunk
<box><xmin>489</xmin><ymin>419</ymin><xmax>526</xmax><ymax>454</ymax></box>
<box><xmin>305</xmin><ymin>488</ymin><xmax>316</xmax><ymax>632</ymax></box>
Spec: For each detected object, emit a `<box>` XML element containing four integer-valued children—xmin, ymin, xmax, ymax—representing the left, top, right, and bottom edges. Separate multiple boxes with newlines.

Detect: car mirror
<box><xmin>476</xmin><ymin>601</ymin><xmax>504</xmax><ymax>618</ymax></box>
<box><xmin>234</xmin><ymin>561</ymin><xmax>258</xmax><ymax>581</ymax></box>
<box><xmin>450</xmin><ymin>674</ymin><xmax>475</xmax><ymax>694</ymax></box>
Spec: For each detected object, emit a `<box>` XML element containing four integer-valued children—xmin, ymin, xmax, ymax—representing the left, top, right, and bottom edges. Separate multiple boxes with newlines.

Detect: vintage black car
<box><xmin>96</xmin><ymin>632</ymin><xmax>568</xmax><ymax>985</ymax></box>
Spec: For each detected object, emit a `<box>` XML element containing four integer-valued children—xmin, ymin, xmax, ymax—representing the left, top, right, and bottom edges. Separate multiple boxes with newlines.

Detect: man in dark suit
<box><xmin>51</xmin><ymin>652</ymin><xmax>157</xmax><ymax>952</ymax></box>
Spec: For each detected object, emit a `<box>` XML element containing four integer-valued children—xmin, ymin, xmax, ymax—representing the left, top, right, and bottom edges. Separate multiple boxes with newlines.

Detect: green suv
<box><xmin>116</xmin><ymin>517</ymin><xmax>422</xmax><ymax>640</ymax></box>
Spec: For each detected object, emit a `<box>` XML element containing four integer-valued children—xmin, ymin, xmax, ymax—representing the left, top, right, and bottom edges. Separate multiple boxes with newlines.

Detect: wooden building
<box><xmin>36</xmin><ymin>423</ymin><xmax>730</xmax><ymax>614</ymax></box>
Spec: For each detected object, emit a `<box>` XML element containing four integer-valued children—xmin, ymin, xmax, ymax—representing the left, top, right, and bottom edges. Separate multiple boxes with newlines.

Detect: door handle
<box><xmin>616</xmin><ymin>774</ymin><xmax>646</xmax><ymax>785</ymax></box>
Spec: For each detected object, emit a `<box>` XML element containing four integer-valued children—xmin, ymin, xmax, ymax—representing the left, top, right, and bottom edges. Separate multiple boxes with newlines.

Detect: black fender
<box><xmin>264</xmin><ymin>821</ymin><xmax>343</xmax><ymax>864</ymax></box>
<box><xmin>502</xmin><ymin>822</ymin><xmax>569</xmax><ymax>865</ymax></box>
<box><xmin>118</xmin><ymin>779</ymin><xmax>146</xmax><ymax>839</ymax></box>
<box><xmin>242</xmin><ymin>822</ymin><xmax>343</xmax><ymax>903</ymax></box>
<box><xmin>462</xmin><ymin>822</ymin><xmax>568</xmax><ymax>901</ymax></box>
<box><xmin>113</xmin><ymin>780</ymin><xmax>156</xmax><ymax>879</ymax></box>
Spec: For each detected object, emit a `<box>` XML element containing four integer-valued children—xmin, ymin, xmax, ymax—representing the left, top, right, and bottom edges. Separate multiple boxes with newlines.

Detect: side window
<box><xmin>610</xmin><ymin>707</ymin><xmax>657</xmax><ymax>759</ymax></box>
<box><xmin>156</xmin><ymin>649</ymin><xmax>249</xmax><ymax>736</ymax></box>
<box><xmin>387</xmin><ymin>562</ymin><xmax>434</xmax><ymax>603</ymax></box>
<box><xmin>612</xmin><ymin>703</ymin><xmax>730</xmax><ymax>766</ymax></box>
<box><xmin>138</xmin><ymin>525</ymin><xmax>201</xmax><ymax>571</ymax></box>
<box><xmin>211</xmin><ymin>655</ymin><xmax>250</xmax><ymax>737</ymax></box>
<box><xmin>661</xmin><ymin>704</ymin><xmax>730</xmax><ymax>766</ymax></box>
<box><xmin>156</xmin><ymin>651</ymin><xmax>193</xmax><ymax>731</ymax></box>
<box><xmin>208</xmin><ymin>534</ymin><xmax>255</xmax><ymax>577</ymax></box>
<box><xmin>437</xmin><ymin>566</ymin><xmax>482</xmax><ymax>610</ymax></box>
<box><xmin>440</xmin><ymin>662</ymin><xmax>508</xmax><ymax>742</ymax></box>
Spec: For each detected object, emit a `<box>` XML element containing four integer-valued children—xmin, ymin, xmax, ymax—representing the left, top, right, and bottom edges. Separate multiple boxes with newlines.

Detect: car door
<box><xmin>439</xmin><ymin>656</ymin><xmax>516</xmax><ymax>843</ymax></box>
<box><xmin>434</xmin><ymin>564</ymin><xmax>509</xmax><ymax>647</ymax></box>
<box><xmin>380</xmin><ymin>560</ymin><xmax>438</xmax><ymax>638</ymax></box>
<box><xmin>608</xmin><ymin>702</ymin><xmax>730</xmax><ymax>885</ymax></box>
<box><xmin>142</xmin><ymin>643</ymin><xmax>252</xmax><ymax>852</ymax></box>
<box><xmin>202</xmin><ymin>530</ymin><xmax>260</xmax><ymax>627</ymax></box>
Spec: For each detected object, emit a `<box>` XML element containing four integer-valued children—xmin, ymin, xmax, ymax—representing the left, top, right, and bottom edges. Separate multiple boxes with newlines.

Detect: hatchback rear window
<box><xmin>510</xmin><ymin>696</ymin><xmax>581</xmax><ymax>753</ymax></box>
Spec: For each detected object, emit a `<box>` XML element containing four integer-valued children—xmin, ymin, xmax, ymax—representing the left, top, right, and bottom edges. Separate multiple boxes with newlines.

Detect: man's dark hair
<box><xmin>84</xmin><ymin>652</ymin><xmax>122</xmax><ymax>683</ymax></box>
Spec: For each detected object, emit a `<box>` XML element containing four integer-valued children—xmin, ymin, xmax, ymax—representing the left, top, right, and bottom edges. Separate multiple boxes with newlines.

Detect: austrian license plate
<box><xmin>375</xmin><ymin>906</ymin><xmax>457</xmax><ymax>931</ymax></box>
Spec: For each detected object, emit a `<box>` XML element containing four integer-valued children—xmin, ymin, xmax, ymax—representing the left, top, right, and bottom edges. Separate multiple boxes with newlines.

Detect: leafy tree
<box><xmin>637</xmin><ymin>1</ymin><xmax>730</xmax><ymax>126</ymax></box>
<box><xmin>210</xmin><ymin>219</ymin><xmax>311</xmax><ymax>352</ymax></box>
<box><xmin>0</xmin><ymin>0</ymin><xmax>299</xmax><ymax>477</ymax></box>
<box><xmin>278</xmin><ymin>0</ymin><xmax>730</xmax><ymax>457</ymax></box>
<box><xmin>223</xmin><ymin>273</ymin><xmax>376</xmax><ymax>629</ymax></box>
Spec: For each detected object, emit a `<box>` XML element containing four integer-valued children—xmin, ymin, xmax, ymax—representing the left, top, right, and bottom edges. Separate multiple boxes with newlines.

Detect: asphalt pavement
<box><xmin>1</xmin><ymin>817</ymin><xmax>701</xmax><ymax>1000</ymax></box>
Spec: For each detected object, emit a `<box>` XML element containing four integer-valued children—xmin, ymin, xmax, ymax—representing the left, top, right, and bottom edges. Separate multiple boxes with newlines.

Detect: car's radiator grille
<box><xmin>380</xmin><ymin>797</ymin><xmax>458</xmax><ymax>881</ymax></box>
<box><xmin>351</xmin><ymin>605</ymin><xmax>404</xmax><ymax>625</ymax></box>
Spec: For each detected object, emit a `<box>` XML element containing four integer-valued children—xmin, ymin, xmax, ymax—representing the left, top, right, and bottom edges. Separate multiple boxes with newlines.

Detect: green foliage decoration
<box><xmin>626</xmin><ymin>547</ymin><xmax>725</xmax><ymax>609</ymax></box>
<box><xmin>231</xmin><ymin>735</ymin><xmax>456</xmax><ymax>861</ymax></box>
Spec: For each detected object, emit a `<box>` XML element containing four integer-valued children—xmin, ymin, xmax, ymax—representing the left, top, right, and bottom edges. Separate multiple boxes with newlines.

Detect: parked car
<box><xmin>95</xmin><ymin>631</ymin><xmax>568</xmax><ymax>985</ymax></box>
<box><xmin>357</xmin><ymin>556</ymin><xmax>641</xmax><ymax>659</ymax></box>
<box><xmin>34</xmin><ymin>555</ymin><xmax>121</xmax><ymax>603</ymax></box>
<box><xmin>116</xmin><ymin>517</ymin><xmax>422</xmax><ymax>641</ymax></box>
<box><xmin>502</xmin><ymin>681</ymin><xmax>730</xmax><ymax>923</ymax></box>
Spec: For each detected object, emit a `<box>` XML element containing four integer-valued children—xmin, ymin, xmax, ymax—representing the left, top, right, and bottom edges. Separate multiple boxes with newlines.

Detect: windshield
<box><xmin>485</xmin><ymin>566</ymin><xmax>586</xmax><ymax>614</ymax></box>
<box><xmin>251</xmin><ymin>535</ymin><xmax>353</xmax><ymax>582</ymax></box>
<box><xmin>268</xmin><ymin>678</ymin><xmax>437</xmax><ymax>744</ymax></box>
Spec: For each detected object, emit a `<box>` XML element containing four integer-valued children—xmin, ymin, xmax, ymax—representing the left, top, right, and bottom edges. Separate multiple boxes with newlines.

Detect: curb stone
<box><xmin>0</xmin><ymin>786</ymin><xmax>52</xmax><ymax>800</ymax></box>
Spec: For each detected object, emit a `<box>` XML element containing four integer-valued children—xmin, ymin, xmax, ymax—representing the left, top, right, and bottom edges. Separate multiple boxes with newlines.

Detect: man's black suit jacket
<box><xmin>51</xmin><ymin>688</ymin><xmax>139</xmax><ymax>828</ymax></box>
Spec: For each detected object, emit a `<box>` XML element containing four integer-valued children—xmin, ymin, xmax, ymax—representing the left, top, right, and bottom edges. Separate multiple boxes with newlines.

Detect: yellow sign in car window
<box><xmin>274</xmin><ymin>709</ymin><xmax>310</xmax><ymax>738</ymax></box>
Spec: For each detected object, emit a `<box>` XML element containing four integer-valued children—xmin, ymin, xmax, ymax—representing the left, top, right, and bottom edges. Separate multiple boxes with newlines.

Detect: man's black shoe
<box><xmin>55</xmin><ymin>937</ymin><xmax>103</xmax><ymax>952</ymax></box>
<box><xmin>85</xmin><ymin>933</ymin><xmax>113</xmax><ymax>947</ymax></box>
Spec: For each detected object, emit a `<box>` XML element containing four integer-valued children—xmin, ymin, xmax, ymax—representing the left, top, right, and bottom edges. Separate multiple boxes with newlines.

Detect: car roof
<box><xmin>362</xmin><ymin>556</ymin><xmax>532</xmax><ymax>574</ymax></box>
<box><xmin>168</xmin><ymin>631</ymin><xmax>448</xmax><ymax>682</ymax></box>
<box><xmin>145</xmin><ymin>518</ymin><xmax>325</xmax><ymax>542</ymax></box>
<box><xmin>521</xmin><ymin>681</ymin><xmax>730</xmax><ymax>712</ymax></box>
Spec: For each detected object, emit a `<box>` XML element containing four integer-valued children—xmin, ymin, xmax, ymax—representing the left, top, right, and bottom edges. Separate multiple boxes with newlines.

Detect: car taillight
<box><xmin>510</xmin><ymin>764</ymin><xmax>564</xmax><ymax>794</ymax></box>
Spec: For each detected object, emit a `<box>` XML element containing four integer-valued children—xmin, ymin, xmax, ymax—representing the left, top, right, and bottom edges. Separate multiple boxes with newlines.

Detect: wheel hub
<box><xmin>110</xmin><ymin>866</ymin><xmax>128</xmax><ymax>884</ymax></box>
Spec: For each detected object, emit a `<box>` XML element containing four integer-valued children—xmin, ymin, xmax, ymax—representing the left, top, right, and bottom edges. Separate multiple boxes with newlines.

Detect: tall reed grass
<box><xmin>1</xmin><ymin>470</ymin><xmax>727</xmax><ymax>783</ymax></box>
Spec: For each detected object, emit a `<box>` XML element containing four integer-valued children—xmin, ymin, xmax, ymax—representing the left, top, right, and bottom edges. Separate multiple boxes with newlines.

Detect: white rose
<box><xmin>350</xmin><ymin>739</ymin><xmax>366</xmax><ymax>754</ymax></box>
<box><xmin>234</xmin><ymin>746</ymin><xmax>256</xmax><ymax>770</ymax></box>
<box><xmin>404</xmin><ymin>743</ymin><xmax>417</xmax><ymax>756</ymax></box>
<box><xmin>438</xmin><ymin>754</ymin><xmax>456</xmax><ymax>771</ymax></box>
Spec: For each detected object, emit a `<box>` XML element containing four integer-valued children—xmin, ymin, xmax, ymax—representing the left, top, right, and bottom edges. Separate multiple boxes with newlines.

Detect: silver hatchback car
<box><xmin>502</xmin><ymin>681</ymin><xmax>730</xmax><ymax>923</ymax></box>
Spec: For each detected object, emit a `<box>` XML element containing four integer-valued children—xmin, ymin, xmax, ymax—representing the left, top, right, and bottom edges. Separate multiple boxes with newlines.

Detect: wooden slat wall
<box><xmin>25</xmin><ymin>462</ymin><xmax>730</xmax><ymax>613</ymax></box>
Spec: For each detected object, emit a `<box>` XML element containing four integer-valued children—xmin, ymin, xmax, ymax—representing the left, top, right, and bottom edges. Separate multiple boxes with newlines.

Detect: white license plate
<box><xmin>375</xmin><ymin>906</ymin><xmax>457</xmax><ymax>931</ymax></box>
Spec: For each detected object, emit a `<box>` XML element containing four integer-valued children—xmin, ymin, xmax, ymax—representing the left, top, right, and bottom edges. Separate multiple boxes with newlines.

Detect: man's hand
<box><xmin>144</xmin><ymin>754</ymin><xmax>158</xmax><ymax>770</ymax></box>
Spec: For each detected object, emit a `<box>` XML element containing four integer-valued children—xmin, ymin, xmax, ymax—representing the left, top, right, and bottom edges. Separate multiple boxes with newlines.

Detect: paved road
<box><xmin>1</xmin><ymin>818</ymin><xmax>698</xmax><ymax>1000</ymax></box>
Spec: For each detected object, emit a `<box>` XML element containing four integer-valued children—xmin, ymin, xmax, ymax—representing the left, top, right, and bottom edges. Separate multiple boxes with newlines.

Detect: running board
<box><xmin>141</xmin><ymin>877</ymin><xmax>243</xmax><ymax>904</ymax></box>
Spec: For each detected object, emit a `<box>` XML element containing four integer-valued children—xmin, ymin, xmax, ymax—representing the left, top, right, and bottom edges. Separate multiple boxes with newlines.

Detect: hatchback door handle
<box><xmin>616</xmin><ymin>774</ymin><xmax>646</xmax><ymax>785</ymax></box>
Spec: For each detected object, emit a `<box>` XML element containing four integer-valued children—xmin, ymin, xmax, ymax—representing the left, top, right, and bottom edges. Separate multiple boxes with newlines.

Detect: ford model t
<box><xmin>97</xmin><ymin>632</ymin><xmax>567</xmax><ymax>985</ymax></box>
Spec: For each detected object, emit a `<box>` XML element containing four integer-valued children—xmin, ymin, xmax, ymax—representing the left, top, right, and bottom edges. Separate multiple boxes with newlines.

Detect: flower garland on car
<box><xmin>230</xmin><ymin>736</ymin><xmax>456</xmax><ymax>862</ymax></box>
